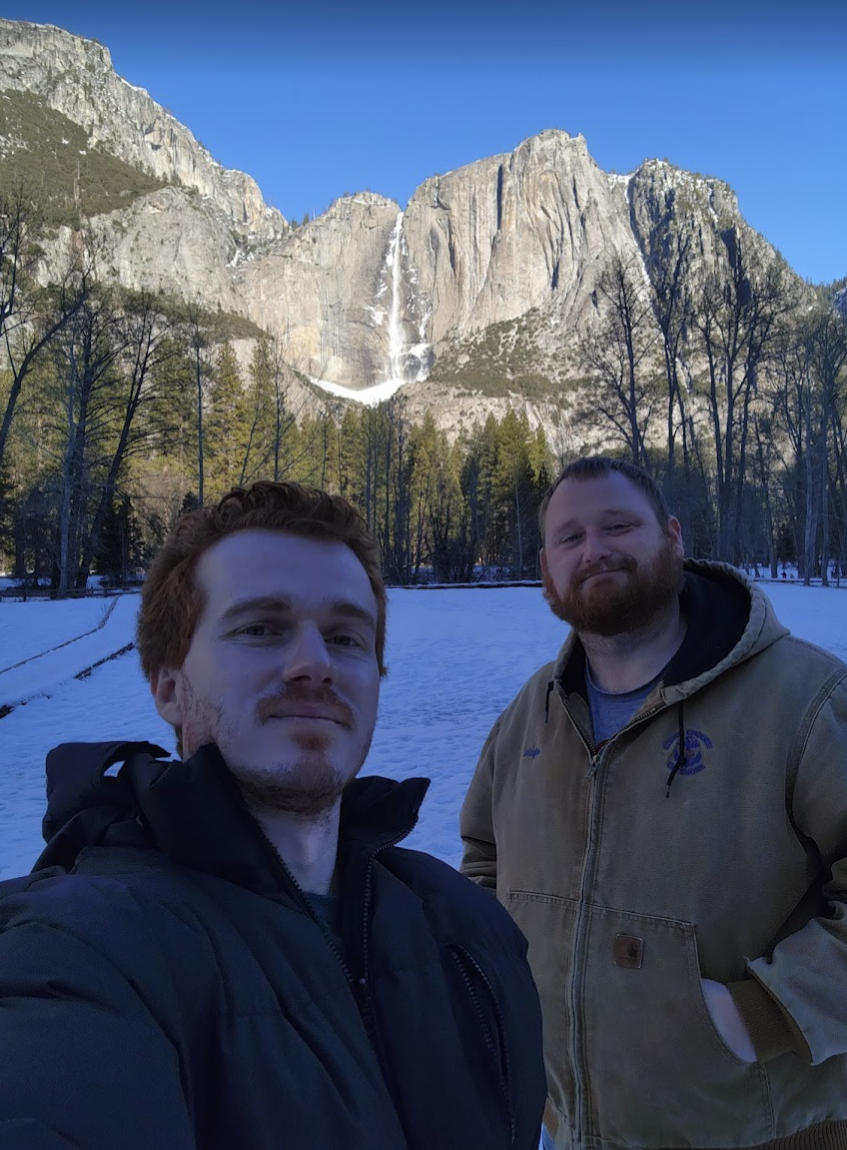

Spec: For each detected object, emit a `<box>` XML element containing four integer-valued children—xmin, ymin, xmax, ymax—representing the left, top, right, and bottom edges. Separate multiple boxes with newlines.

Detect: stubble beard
<box><xmin>544</xmin><ymin>534</ymin><xmax>685</xmax><ymax>638</ymax></box>
<box><xmin>179</xmin><ymin>679</ymin><xmax>371</xmax><ymax>819</ymax></box>
<box><xmin>230</xmin><ymin>727</ymin><xmax>371</xmax><ymax>820</ymax></box>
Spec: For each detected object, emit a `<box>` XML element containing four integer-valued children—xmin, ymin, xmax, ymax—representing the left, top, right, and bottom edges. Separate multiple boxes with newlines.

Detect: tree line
<box><xmin>0</xmin><ymin>183</ymin><xmax>845</xmax><ymax>593</ymax></box>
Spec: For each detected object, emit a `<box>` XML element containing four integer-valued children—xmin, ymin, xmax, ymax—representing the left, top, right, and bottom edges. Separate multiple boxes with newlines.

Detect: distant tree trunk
<box><xmin>695</xmin><ymin>231</ymin><xmax>793</xmax><ymax>561</ymax></box>
<box><xmin>79</xmin><ymin>291</ymin><xmax>173</xmax><ymax>582</ymax></box>
<box><xmin>0</xmin><ymin>246</ymin><xmax>93</xmax><ymax>479</ymax></box>
<box><xmin>580</xmin><ymin>257</ymin><xmax>656</xmax><ymax>466</ymax></box>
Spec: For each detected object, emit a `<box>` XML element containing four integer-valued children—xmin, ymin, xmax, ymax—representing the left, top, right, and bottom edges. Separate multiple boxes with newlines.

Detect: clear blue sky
<box><xmin>5</xmin><ymin>0</ymin><xmax>846</xmax><ymax>285</ymax></box>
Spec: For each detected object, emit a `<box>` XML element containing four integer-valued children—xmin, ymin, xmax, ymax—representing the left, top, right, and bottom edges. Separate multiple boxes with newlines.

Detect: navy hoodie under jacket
<box><xmin>0</xmin><ymin>742</ymin><xmax>546</xmax><ymax>1150</ymax></box>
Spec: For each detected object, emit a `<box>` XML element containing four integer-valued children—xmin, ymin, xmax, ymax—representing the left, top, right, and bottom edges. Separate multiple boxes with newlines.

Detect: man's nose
<box><xmin>284</xmin><ymin>624</ymin><xmax>335</xmax><ymax>684</ymax></box>
<box><xmin>581</xmin><ymin>529</ymin><xmax>613</xmax><ymax>563</ymax></box>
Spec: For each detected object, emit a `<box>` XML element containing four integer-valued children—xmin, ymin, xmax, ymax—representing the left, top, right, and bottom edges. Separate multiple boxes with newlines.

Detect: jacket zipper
<box><xmin>267</xmin><ymin>851</ymin><xmax>358</xmax><ymax>988</ymax></box>
<box><xmin>452</xmin><ymin>946</ymin><xmax>516</xmax><ymax>1145</ymax></box>
<box><xmin>353</xmin><ymin>827</ymin><xmax>414</xmax><ymax>1097</ymax></box>
<box><xmin>583</xmin><ymin>702</ymin><xmax>667</xmax><ymax>777</ymax></box>
<box><xmin>267</xmin><ymin>827</ymin><xmax>410</xmax><ymax>1111</ymax></box>
<box><xmin>557</xmin><ymin>686</ymin><xmax>667</xmax><ymax>1142</ymax></box>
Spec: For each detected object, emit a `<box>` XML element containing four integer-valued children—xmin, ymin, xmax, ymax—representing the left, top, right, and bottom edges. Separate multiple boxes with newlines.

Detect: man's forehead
<box><xmin>196</xmin><ymin>529</ymin><xmax>375</xmax><ymax>610</ymax></box>
<box><xmin>547</xmin><ymin>474</ymin><xmax>656</xmax><ymax>521</ymax></box>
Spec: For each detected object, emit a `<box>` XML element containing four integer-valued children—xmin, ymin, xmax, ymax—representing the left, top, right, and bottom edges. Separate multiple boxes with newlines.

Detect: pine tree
<box><xmin>241</xmin><ymin>335</ymin><xmax>275</xmax><ymax>484</ymax></box>
<box><xmin>94</xmin><ymin>493</ymin><xmax>142</xmax><ymax>586</ymax></box>
<box><xmin>205</xmin><ymin>340</ymin><xmax>248</xmax><ymax>495</ymax></box>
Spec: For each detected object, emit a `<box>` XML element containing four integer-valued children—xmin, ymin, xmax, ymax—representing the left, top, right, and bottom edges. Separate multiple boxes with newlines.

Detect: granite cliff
<box><xmin>0</xmin><ymin>17</ymin><xmax>814</xmax><ymax>435</ymax></box>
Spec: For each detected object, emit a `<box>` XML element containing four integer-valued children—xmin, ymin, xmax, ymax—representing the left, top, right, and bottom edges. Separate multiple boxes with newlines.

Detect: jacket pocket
<box><xmin>580</xmin><ymin>906</ymin><xmax>773</xmax><ymax>1148</ymax></box>
<box><xmin>450</xmin><ymin>945</ymin><xmax>516</xmax><ymax>1145</ymax></box>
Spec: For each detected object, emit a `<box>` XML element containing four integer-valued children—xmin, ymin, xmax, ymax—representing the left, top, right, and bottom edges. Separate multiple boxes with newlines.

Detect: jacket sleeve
<box><xmin>729</xmin><ymin>670</ymin><xmax>847</xmax><ymax>1065</ymax></box>
<box><xmin>0</xmin><ymin>888</ymin><xmax>197</xmax><ymax>1150</ymax></box>
<box><xmin>459</xmin><ymin>717</ymin><xmax>501</xmax><ymax>892</ymax></box>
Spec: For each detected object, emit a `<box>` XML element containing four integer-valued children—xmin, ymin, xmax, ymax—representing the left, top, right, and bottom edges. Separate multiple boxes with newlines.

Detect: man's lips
<box><xmin>578</xmin><ymin>566</ymin><xmax>630</xmax><ymax>585</ymax></box>
<box><xmin>257</xmin><ymin>692</ymin><xmax>354</xmax><ymax>728</ymax></box>
<box><xmin>266</xmin><ymin>709</ymin><xmax>342</xmax><ymax>724</ymax></box>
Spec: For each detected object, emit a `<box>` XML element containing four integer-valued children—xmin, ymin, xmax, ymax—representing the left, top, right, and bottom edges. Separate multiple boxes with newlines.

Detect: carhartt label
<box><xmin>613</xmin><ymin>934</ymin><xmax>644</xmax><ymax>969</ymax></box>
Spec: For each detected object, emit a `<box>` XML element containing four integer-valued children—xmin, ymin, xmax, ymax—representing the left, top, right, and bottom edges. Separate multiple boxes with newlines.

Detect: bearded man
<box><xmin>461</xmin><ymin>456</ymin><xmax>847</xmax><ymax>1150</ymax></box>
<box><xmin>0</xmin><ymin>481</ymin><xmax>546</xmax><ymax>1150</ymax></box>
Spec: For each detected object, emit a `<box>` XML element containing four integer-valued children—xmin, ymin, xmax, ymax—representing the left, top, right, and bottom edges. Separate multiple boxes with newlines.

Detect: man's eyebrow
<box><xmin>552</xmin><ymin>508</ymin><xmax>640</xmax><ymax>531</ymax></box>
<box><xmin>218</xmin><ymin>596</ymin><xmax>376</xmax><ymax>630</ymax></box>
<box><xmin>219</xmin><ymin>596</ymin><xmax>292</xmax><ymax>623</ymax></box>
<box><xmin>331</xmin><ymin>601</ymin><xmax>377</xmax><ymax>630</ymax></box>
<box><xmin>550</xmin><ymin>517</ymin><xmax>582</xmax><ymax>533</ymax></box>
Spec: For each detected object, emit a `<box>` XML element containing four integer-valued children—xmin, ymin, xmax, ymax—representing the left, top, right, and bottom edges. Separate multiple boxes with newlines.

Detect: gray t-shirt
<box><xmin>585</xmin><ymin>662</ymin><xmax>664</xmax><ymax>747</ymax></box>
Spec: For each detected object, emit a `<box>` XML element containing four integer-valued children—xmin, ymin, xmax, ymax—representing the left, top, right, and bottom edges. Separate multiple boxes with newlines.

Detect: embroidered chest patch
<box><xmin>663</xmin><ymin>728</ymin><xmax>713</xmax><ymax>776</ymax></box>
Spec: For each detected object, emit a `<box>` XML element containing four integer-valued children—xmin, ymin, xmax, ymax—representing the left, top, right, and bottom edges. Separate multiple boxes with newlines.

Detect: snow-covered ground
<box><xmin>0</xmin><ymin>595</ymin><xmax>137</xmax><ymax>708</ymax></box>
<box><xmin>1</xmin><ymin>582</ymin><xmax>847</xmax><ymax>879</ymax></box>
<box><xmin>0</xmin><ymin>596</ymin><xmax>112</xmax><ymax>668</ymax></box>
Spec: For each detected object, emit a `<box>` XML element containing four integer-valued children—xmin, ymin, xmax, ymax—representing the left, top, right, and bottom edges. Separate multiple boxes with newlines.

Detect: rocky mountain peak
<box><xmin>0</xmin><ymin>17</ymin><xmax>285</xmax><ymax>240</ymax></box>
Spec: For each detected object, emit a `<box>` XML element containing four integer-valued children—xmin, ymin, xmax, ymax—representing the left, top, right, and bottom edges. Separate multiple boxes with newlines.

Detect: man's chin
<box><xmin>234</xmin><ymin>768</ymin><xmax>349</xmax><ymax>818</ymax></box>
<box><xmin>545</xmin><ymin>581</ymin><xmax>629</xmax><ymax>632</ymax></box>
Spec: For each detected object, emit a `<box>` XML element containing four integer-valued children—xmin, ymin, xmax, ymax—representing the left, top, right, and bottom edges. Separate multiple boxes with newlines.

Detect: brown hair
<box><xmin>137</xmin><ymin>481</ymin><xmax>387</xmax><ymax>678</ymax></box>
<box><xmin>538</xmin><ymin>456</ymin><xmax>672</xmax><ymax>543</ymax></box>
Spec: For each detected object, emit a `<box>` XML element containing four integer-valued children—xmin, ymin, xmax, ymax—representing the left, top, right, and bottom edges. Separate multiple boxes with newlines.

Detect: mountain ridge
<box><xmin>0</xmin><ymin>18</ymin><xmax>285</xmax><ymax>240</ymax></box>
<box><xmin>0</xmin><ymin>17</ymin><xmax>827</xmax><ymax>439</ymax></box>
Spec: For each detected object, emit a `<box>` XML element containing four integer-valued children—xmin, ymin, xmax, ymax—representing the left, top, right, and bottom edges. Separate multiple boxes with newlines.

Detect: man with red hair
<box><xmin>0</xmin><ymin>480</ymin><xmax>545</xmax><ymax>1150</ymax></box>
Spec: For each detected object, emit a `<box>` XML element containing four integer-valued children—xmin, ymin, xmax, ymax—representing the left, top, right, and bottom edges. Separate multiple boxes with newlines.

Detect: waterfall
<box><xmin>363</xmin><ymin>210</ymin><xmax>433</xmax><ymax>399</ymax></box>
<box><xmin>386</xmin><ymin>212</ymin><xmax>406</xmax><ymax>384</ymax></box>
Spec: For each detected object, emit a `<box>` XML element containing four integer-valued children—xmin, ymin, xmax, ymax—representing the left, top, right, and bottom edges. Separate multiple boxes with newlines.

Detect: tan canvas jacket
<box><xmin>461</xmin><ymin>562</ymin><xmax>847</xmax><ymax>1150</ymax></box>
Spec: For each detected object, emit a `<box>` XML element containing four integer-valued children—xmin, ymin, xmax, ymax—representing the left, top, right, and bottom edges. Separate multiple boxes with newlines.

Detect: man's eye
<box><xmin>240</xmin><ymin>624</ymin><xmax>271</xmax><ymax>637</ymax></box>
<box><xmin>558</xmin><ymin>533</ymin><xmax>582</xmax><ymax>546</ymax></box>
<box><xmin>607</xmin><ymin>523</ymin><xmax>631</xmax><ymax>533</ymax></box>
<box><xmin>331</xmin><ymin>633</ymin><xmax>361</xmax><ymax>648</ymax></box>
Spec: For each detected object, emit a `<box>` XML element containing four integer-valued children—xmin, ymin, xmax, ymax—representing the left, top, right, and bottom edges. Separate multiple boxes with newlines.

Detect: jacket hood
<box><xmin>553</xmin><ymin>560</ymin><xmax>789</xmax><ymax>703</ymax></box>
<box><xmin>35</xmin><ymin>741</ymin><xmax>429</xmax><ymax>894</ymax></box>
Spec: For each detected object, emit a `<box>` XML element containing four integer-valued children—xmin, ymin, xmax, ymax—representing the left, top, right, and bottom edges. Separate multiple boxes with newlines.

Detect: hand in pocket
<box><xmin>701</xmin><ymin>978</ymin><xmax>757</xmax><ymax>1062</ymax></box>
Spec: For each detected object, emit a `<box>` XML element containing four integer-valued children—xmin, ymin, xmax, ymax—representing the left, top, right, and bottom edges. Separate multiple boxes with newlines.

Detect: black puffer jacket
<box><xmin>0</xmin><ymin>742</ymin><xmax>546</xmax><ymax>1150</ymax></box>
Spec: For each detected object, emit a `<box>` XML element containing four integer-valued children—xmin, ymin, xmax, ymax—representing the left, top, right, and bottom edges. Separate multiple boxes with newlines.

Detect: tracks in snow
<box><xmin>0</xmin><ymin>595</ymin><xmax>140</xmax><ymax>720</ymax></box>
<box><xmin>0</xmin><ymin>597</ymin><xmax>120</xmax><ymax>677</ymax></box>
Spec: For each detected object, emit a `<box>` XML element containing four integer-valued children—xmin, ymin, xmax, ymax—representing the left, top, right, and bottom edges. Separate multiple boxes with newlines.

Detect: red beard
<box><xmin>544</xmin><ymin>536</ymin><xmax>684</xmax><ymax>637</ymax></box>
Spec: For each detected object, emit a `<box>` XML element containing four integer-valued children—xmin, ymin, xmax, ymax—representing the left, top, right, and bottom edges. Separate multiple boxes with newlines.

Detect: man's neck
<box><xmin>580</xmin><ymin>600</ymin><xmax>687</xmax><ymax>694</ymax></box>
<box><xmin>248</xmin><ymin>800</ymin><xmax>341</xmax><ymax>895</ymax></box>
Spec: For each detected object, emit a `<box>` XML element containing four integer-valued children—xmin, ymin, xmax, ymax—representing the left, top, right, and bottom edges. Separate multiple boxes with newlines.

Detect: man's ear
<box><xmin>667</xmin><ymin>516</ymin><xmax>684</xmax><ymax>558</ymax></box>
<box><xmin>540</xmin><ymin>547</ymin><xmax>549</xmax><ymax>578</ymax></box>
<box><xmin>150</xmin><ymin>666</ymin><xmax>184</xmax><ymax>727</ymax></box>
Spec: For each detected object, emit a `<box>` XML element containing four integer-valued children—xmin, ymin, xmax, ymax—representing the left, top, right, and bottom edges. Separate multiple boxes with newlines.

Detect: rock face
<box><xmin>236</xmin><ymin>132</ymin><xmax>784</xmax><ymax>394</ymax></box>
<box><xmin>0</xmin><ymin>18</ymin><xmax>285</xmax><ymax>241</ymax></box>
<box><xmin>235</xmin><ymin>194</ymin><xmax>403</xmax><ymax>385</ymax></box>
<box><xmin>0</xmin><ymin>18</ymin><xmax>800</xmax><ymax>426</ymax></box>
<box><xmin>405</xmin><ymin>131</ymin><xmax>633</xmax><ymax>344</ymax></box>
<box><xmin>95</xmin><ymin>186</ymin><xmax>248</xmax><ymax>312</ymax></box>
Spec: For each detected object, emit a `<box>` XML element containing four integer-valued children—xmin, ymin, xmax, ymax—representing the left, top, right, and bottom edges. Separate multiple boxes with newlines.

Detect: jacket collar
<box><xmin>37</xmin><ymin>741</ymin><xmax>429</xmax><ymax>896</ymax></box>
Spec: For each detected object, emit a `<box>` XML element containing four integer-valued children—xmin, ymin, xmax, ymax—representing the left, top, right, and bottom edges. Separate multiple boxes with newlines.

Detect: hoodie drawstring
<box><xmin>544</xmin><ymin>681</ymin><xmax>554</xmax><ymax>724</ymax></box>
<box><xmin>665</xmin><ymin>703</ymin><xmax>687</xmax><ymax>798</ymax></box>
